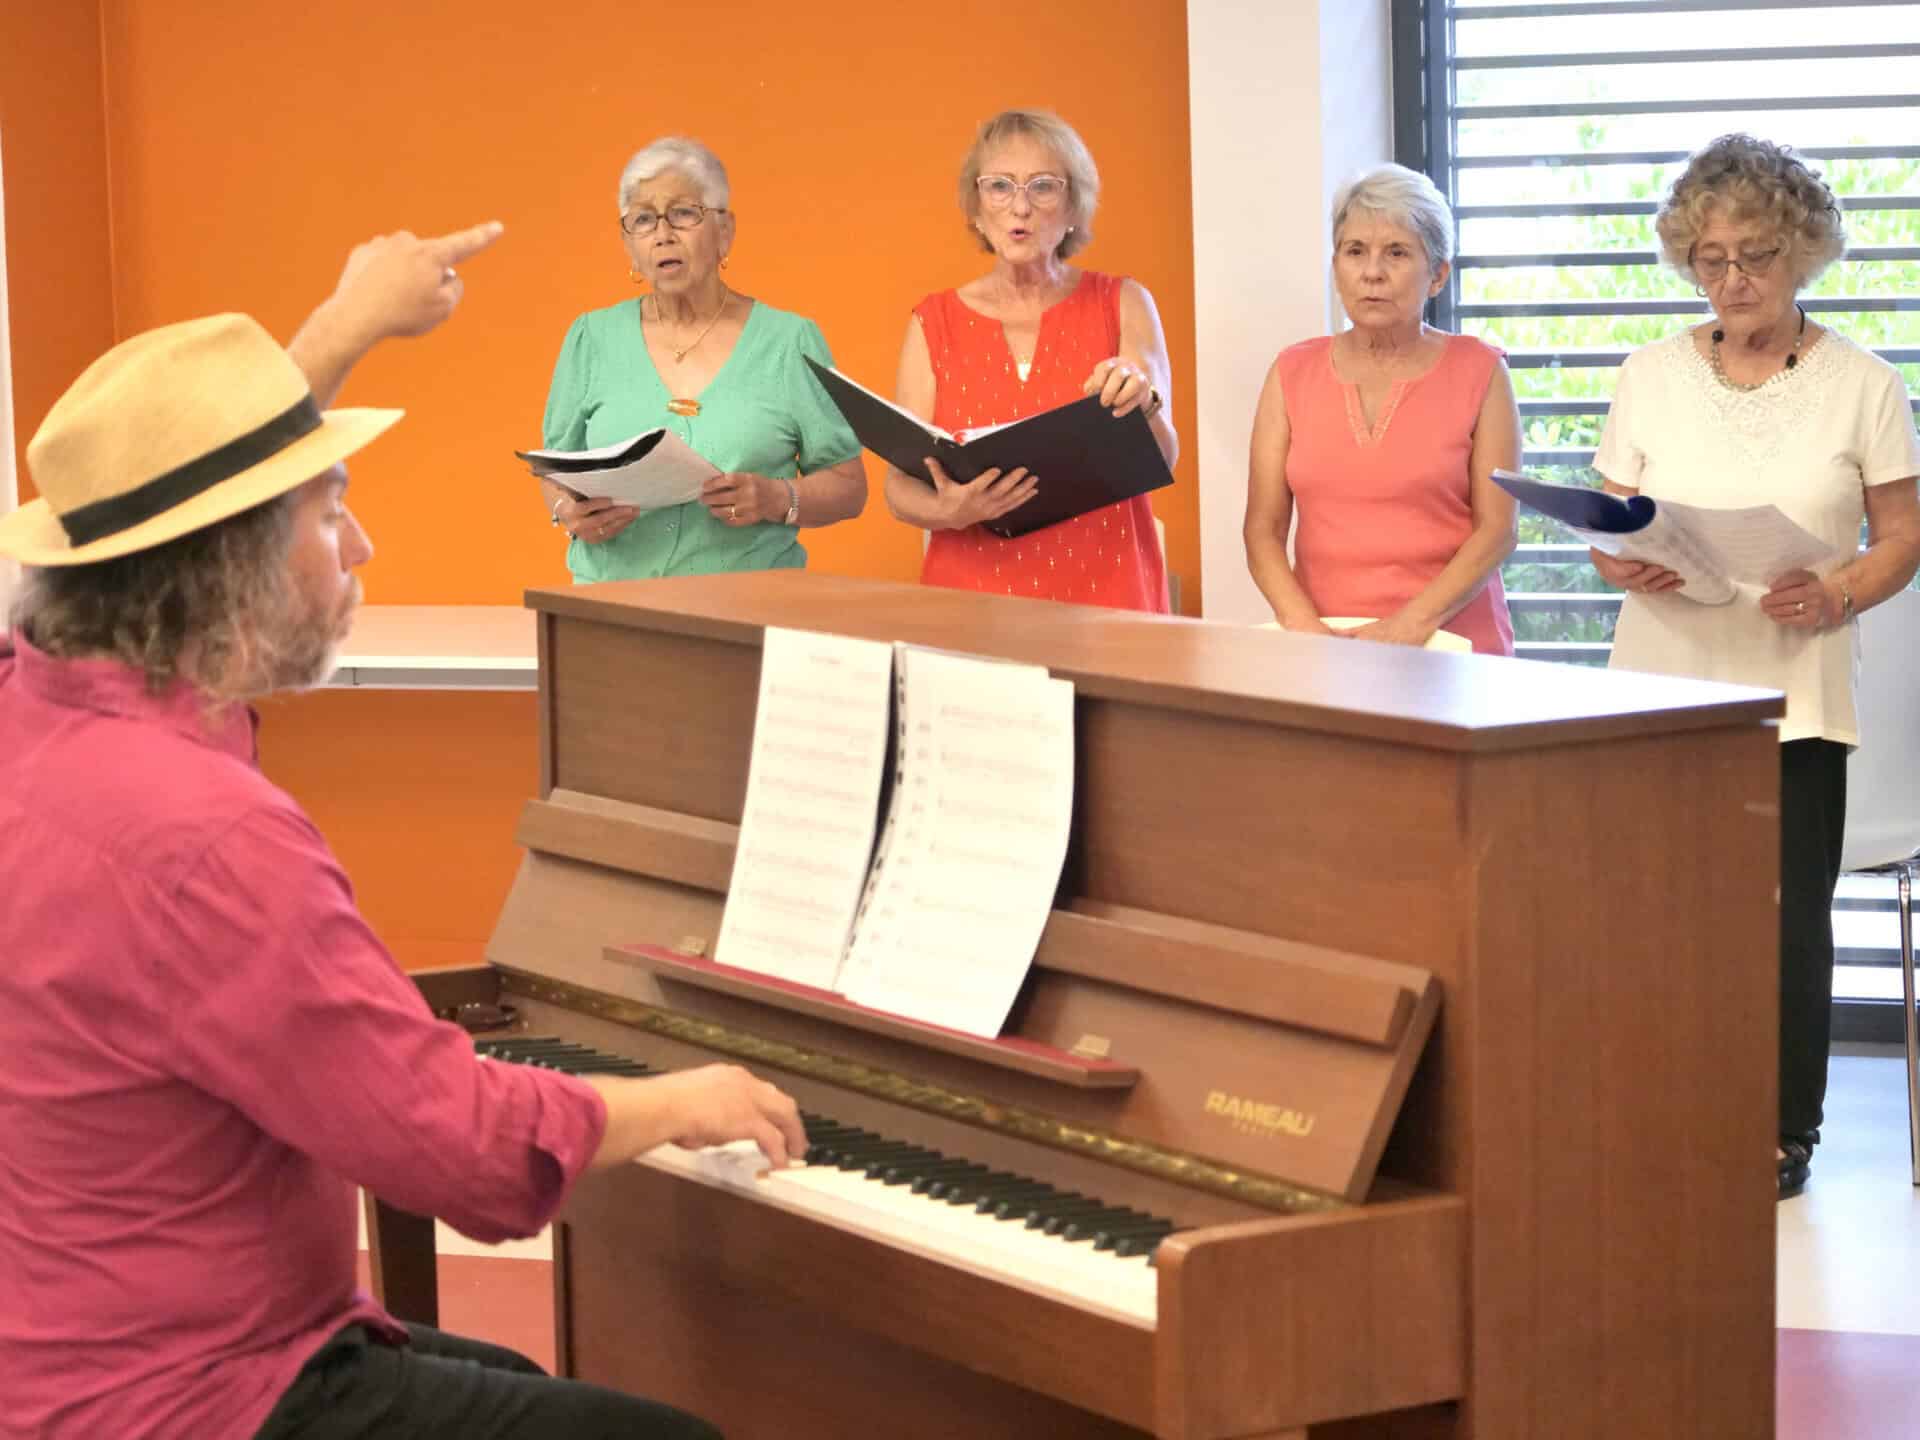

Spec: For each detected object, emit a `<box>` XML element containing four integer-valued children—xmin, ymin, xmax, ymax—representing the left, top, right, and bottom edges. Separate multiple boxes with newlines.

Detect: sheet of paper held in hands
<box><xmin>838</xmin><ymin>647</ymin><xmax>1075</xmax><ymax>1039</ymax></box>
<box><xmin>1492</xmin><ymin>469</ymin><xmax>1843</xmax><ymax>606</ymax></box>
<box><xmin>714</xmin><ymin>628</ymin><xmax>897</xmax><ymax>990</ymax></box>
<box><xmin>515</xmin><ymin>429</ymin><xmax>720</xmax><ymax>511</ymax></box>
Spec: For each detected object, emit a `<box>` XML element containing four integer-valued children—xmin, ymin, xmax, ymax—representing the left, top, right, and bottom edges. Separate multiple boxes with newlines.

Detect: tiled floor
<box><xmin>361</xmin><ymin>1048</ymin><xmax>1920</xmax><ymax>1436</ymax></box>
<box><xmin>1776</xmin><ymin>1046</ymin><xmax>1920</xmax><ymax>1439</ymax></box>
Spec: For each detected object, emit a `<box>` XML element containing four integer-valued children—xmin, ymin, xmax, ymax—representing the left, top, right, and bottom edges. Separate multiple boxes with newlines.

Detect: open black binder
<box><xmin>806</xmin><ymin>358</ymin><xmax>1173</xmax><ymax>538</ymax></box>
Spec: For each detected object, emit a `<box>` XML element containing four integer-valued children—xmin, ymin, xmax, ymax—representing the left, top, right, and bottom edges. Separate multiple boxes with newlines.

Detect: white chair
<box><xmin>1839</xmin><ymin>584</ymin><xmax>1920</xmax><ymax>1185</ymax></box>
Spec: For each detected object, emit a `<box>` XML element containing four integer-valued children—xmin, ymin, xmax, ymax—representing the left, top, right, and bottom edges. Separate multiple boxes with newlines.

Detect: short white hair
<box><xmin>1330</xmin><ymin>164</ymin><xmax>1455</xmax><ymax>276</ymax></box>
<box><xmin>617</xmin><ymin>136</ymin><xmax>730</xmax><ymax>212</ymax></box>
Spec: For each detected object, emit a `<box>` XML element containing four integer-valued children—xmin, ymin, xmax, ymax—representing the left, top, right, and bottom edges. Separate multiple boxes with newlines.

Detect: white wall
<box><xmin>1187</xmin><ymin>0</ymin><xmax>1392</xmax><ymax>621</ymax></box>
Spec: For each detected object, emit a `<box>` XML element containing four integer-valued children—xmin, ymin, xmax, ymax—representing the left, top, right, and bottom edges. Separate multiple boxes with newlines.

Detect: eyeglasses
<box><xmin>621</xmin><ymin>202</ymin><xmax>727</xmax><ymax>236</ymax></box>
<box><xmin>1691</xmin><ymin>247</ymin><xmax>1783</xmax><ymax>284</ymax></box>
<box><xmin>976</xmin><ymin>174</ymin><xmax>1069</xmax><ymax>210</ymax></box>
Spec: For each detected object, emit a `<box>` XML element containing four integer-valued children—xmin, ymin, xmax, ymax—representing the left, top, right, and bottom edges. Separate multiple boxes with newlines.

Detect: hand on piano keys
<box><xmin>502</xmin><ymin>1038</ymin><xmax>807</xmax><ymax>1171</ymax></box>
<box><xmin>480</xmin><ymin>1037</ymin><xmax>1170</xmax><ymax>1328</ymax></box>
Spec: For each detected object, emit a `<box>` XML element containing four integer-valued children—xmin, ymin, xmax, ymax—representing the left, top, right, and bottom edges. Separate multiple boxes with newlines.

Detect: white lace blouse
<box><xmin>1594</xmin><ymin>329</ymin><xmax>1920</xmax><ymax>745</ymax></box>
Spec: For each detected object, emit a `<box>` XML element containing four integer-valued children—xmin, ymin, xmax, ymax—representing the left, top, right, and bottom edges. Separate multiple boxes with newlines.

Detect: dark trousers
<box><xmin>252</xmin><ymin>1323</ymin><xmax>722</xmax><ymax>1440</ymax></box>
<box><xmin>1779</xmin><ymin>738</ymin><xmax>1848</xmax><ymax>1140</ymax></box>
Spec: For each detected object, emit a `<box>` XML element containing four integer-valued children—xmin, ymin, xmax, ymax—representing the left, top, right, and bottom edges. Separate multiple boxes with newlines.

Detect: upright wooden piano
<box><xmin>370</xmin><ymin>572</ymin><xmax>1783</xmax><ymax>1439</ymax></box>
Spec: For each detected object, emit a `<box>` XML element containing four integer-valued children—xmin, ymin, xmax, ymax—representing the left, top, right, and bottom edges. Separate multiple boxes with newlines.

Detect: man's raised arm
<box><xmin>288</xmin><ymin>221</ymin><xmax>505</xmax><ymax>406</ymax></box>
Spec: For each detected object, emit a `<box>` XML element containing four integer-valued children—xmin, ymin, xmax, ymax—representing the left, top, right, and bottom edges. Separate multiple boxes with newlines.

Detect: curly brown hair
<box><xmin>1655</xmin><ymin>133</ymin><xmax>1846</xmax><ymax>288</ymax></box>
<box><xmin>11</xmin><ymin>492</ymin><xmax>299</xmax><ymax>707</ymax></box>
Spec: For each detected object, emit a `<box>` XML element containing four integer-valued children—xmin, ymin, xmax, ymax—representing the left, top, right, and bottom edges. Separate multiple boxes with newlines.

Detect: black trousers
<box><xmin>252</xmin><ymin>1323</ymin><xmax>721</xmax><ymax>1440</ymax></box>
<box><xmin>1779</xmin><ymin>738</ymin><xmax>1848</xmax><ymax>1140</ymax></box>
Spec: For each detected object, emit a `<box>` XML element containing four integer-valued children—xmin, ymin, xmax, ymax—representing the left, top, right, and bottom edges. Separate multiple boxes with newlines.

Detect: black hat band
<box><xmin>60</xmin><ymin>394</ymin><xmax>323</xmax><ymax>548</ymax></box>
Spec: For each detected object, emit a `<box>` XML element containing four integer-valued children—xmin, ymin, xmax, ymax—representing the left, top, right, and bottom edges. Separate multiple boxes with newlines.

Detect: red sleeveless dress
<box><xmin>913</xmin><ymin>271</ymin><xmax>1170</xmax><ymax>613</ymax></box>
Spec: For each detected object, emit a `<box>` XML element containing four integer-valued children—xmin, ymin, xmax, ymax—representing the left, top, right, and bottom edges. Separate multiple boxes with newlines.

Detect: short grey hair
<box><xmin>617</xmin><ymin>136</ymin><xmax>730</xmax><ymax>212</ymax></box>
<box><xmin>1330</xmin><ymin>164</ymin><xmax>1455</xmax><ymax>277</ymax></box>
<box><xmin>958</xmin><ymin>109</ymin><xmax>1100</xmax><ymax>261</ymax></box>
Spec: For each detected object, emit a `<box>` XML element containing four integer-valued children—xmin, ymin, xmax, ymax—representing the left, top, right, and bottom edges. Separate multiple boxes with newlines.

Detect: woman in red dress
<box><xmin>883</xmin><ymin>109</ymin><xmax>1178</xmax><ymax>613</ymax></box>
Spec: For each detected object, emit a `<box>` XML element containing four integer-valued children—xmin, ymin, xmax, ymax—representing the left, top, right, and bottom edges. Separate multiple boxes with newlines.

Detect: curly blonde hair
<box><xmin>958</xmin><ymin>109</ymin><xmax>1100</xmax><ymax>261</ymax></box>
<box><xmin>11</xmin><ymin>493</ymin><xmax>300</xmax><ymax>707</ymax></box>
<box><xmin>1655</xmin><ymin>134</ymin><xmax>1846</xmax><ymax>288</ymax></box>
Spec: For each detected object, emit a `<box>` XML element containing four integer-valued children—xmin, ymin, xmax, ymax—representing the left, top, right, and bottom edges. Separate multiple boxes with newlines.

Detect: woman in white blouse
<box><xmin>1592</xmin><ymin>133</ymin><xmax>1920</xmax><ymax>1200</ymax></box>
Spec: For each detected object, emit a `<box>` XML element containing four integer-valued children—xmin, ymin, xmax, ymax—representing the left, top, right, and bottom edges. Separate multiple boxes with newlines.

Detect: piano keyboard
<box><xmin>476</xmin><ymin>1036</ymin><xmax>1171</xmax><ymax>1329</ymax></box>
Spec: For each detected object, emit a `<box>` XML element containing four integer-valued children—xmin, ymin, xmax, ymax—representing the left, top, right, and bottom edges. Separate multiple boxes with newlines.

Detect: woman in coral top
<box><xmin>1245</xmin><ymin>164</ymin><xmax>1521</xmax><ymax>654</ymax></box>
<box><xmin>883</xmin><ymin>109</ymin><xmax>1179</xmax><ymax>612</ymax></box>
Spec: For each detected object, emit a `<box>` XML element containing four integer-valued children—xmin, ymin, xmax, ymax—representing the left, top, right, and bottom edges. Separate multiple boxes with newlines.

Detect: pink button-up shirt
<box><xmin>0</xmin><ymin>632</ymin><xmax>607</xmax><ymax>1440</ymax></box>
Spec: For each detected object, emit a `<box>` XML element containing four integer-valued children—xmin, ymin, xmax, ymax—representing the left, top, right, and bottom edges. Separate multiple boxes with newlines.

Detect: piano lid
<box><xmin>524</xmin><ymin>571</ymin><xmax>1784</xmax><ymax>753</ymax></box>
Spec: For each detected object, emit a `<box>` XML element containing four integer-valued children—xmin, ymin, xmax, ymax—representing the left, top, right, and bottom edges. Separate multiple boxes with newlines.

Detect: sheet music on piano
<box><xmin>715</xmin><ymin>630</ymin><xmax>1075</xmax><ymax>1038</ymax></box>
<box><xmin>713</xmin><ymin>627</ymin><xmax>895</xmax><ymax>988</ymax></box>
<box><xmin>840</xmin><ymin>645</ymin><xmax>1074</xmax><ymax>1037</ymax></box>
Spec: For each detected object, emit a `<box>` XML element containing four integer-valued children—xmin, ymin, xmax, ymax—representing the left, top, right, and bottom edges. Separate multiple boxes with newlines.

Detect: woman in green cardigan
<box><xmin>539</xmin><ymin>136</ymin><xmax>866</xmax><ymax>580</ymax></box>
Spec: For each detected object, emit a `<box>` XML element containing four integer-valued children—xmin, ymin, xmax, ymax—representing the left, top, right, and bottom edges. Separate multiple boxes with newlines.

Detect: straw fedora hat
<box><xmin>0</xmin><ymin>313</ymin><xmax>401</xmax><ymax>567</ymax></box>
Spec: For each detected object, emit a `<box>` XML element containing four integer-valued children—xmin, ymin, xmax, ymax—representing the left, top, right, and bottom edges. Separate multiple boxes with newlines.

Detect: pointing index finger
<box><xmin>429</xmin><ymin>220</ymin><xmax>507</xmax><ymax>266</ymax></box>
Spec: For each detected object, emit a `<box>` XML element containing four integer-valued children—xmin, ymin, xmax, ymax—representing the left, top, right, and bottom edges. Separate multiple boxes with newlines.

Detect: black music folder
<box><xmin>806</xmin><ymin>359</ymin><xmax>1174</xmax><ymax>539</ymax></box>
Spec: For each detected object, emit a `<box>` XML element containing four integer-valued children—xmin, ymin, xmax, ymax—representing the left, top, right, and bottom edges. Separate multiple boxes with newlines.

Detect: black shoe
<box><xmin>1778</xmin><ymin>1133</ymin><xmax>1816</xmax><ymax>1200</ymax></box>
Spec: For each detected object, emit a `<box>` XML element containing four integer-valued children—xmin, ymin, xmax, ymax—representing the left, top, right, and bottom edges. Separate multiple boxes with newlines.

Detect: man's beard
<box><xmin>251</xmin><ymin>573</ymin><xmax>363</xmax><ymax>695</ymax></box>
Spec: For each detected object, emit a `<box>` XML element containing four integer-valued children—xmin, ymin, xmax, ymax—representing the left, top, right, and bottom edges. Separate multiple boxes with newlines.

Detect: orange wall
<box><xmin>1</xmin><ymin>1</ymin><xmax>116</xmax><ymax>494</ymax></box>
<box><xmin>9</xmin><ymin>0</ymin><xmax>1197</xmax><ymax>970</ymax></box>
<box><xmin>95</xmin><ymin>0</ymin><xmax>1199</xmax><ymax>604</ymax></box>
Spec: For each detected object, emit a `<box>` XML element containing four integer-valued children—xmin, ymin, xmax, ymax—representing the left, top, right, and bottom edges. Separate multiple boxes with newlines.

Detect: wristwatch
<box><xmin>782</xmin><ymin>479</ymin><xmax>800</xmax><ymax>527</ymax></box>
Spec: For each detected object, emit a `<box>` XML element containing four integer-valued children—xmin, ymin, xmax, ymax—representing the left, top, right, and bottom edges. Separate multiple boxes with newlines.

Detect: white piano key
<box><xmin>638</xmin><ymin>1140</ymin><xmax>1158</xmax><ymax>1329</ymax></box>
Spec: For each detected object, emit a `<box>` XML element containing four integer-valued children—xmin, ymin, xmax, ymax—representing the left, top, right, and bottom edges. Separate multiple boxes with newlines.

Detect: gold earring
<box><xmin>721</xmin><ymin>256</ymin><xmax>729</xmax><ymax>270</ymax></box>
<box><xmin>629</xmin><ymin>265</ymin><xmax>643</xmax><ymax>285</ymax></box>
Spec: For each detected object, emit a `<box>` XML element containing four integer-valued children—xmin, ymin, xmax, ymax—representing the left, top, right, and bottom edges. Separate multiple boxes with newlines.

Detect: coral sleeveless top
<box><xmin>913</xmin><ymin>271</ymin><xmax>1169</xmax><ymax>613</ymax></box>
<box><xmin>1274</xmin><ymin>333</ymin><xmax>1513</xmax><ymax>655</ymax></box>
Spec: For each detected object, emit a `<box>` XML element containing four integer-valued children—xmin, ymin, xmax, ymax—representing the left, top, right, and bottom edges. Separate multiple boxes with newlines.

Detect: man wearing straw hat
<box><xmin>0</xmin><ymin>226</ymin><xmax>802</xmax><ymax>1440</ymax></box>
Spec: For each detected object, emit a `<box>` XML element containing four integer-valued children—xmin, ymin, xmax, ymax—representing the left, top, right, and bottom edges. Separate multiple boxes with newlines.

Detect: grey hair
<box><xmin>1330</xmin><ymin>163</ymin><xmax>1455</xmax><ymax>276</ymax></box>
<box><xmin>617</xmin><ymin>136</ymin><xmax>730</xmax><ymax>212</ymax></box>
<box><xmin>958</xmin><ymin>109</ymin><xmax>1100</xmax><ymax>261</ymax></box>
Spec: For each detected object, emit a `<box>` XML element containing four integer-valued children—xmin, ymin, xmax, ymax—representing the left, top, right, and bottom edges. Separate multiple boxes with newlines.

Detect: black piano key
<box><xmin>1122</xmin><ymin>1230</ymin><xmax>1182</xmax><ymax>1260</ymax></box>
<box><xmin>919</xmin><ymin>1165</ymin><xmax>992</xmax><ymax>1197</ymax></box>
<box><xmin>798</xmin><ymin>1126</ymin><xmax>866</xmax><ymax>1146</ymax></box>
<box><xmin>863</xmin><ymin>1147</ymin><xmax>943</xmax><ymax>1179</ymax></box>
<box><xmin>1047</xmin><ymin>1206</ymin><xmax>1137</xmax><ymax>1238</ymax></box>
<box><xmin>829</xmin><ymin>1140</ymin><xmax>918</xmax><ymax>1170</ymax></box>
<box><xmin>892</xmin><ymin>1156</ymin><xmax>975</xmax><ymax>1183</ymax></box>
<box><xmin>970</xmin><ymin>1181</ymin><xmax>1057</xmax><ymax>1213</ymax></box>
<box><xmin>1092</xmin><ymin>1220</ymin><xmax>1175</xmax><ymax>1251</ymax></box>
<box><xmin>1016</xmin><ymin>1194</ymin><xmax>1106</xmax><ymax>1228</ymax></box>
<box><xmin>939</xmin><ymin>1172</ymin><xmax>1031</xmax><ymax>1205</ymax></box>
<box><xmin>799</xmin><ymin>1123</ymin><xmax>870</xmax><ymax>1151</ymax></box>
<box><xmin>1062</xmin><ymin>1209</ymin><xmax>1152</xmax><ymax>1242</ymax></box>
<box><xmin>800</xmin><ymin>1122</ymin><xmax>865</xmax><ymax>1140</ymax></box>
<box><xmin>883</xmin><ymin>1155</ymin><xmax>974</xmax><ymax>1186</ymax></box>
<box><xmin>807</xmin><ymin>1133</ymin><xmax>882</xmax><ymax>1165</ymax></box>
<box><xmin>997</xmin><ymin>1191</ymin><xmax>1085</xmax><ymax>1222</ymax></box>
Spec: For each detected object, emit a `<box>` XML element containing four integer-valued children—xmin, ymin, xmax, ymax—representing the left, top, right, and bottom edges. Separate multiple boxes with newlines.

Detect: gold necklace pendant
<box><xmin>666</xmin><ymin>398</ymin><xmax>701</xmax><ymax>418</ymax></box>
<box><xmin>653</xmin><ymin>291</ymin><xmax>730</xmax><ymax>366</ymax></box>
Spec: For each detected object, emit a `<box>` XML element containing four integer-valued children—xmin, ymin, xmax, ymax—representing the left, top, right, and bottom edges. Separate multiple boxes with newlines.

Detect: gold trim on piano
<box><xmin>498</xmin><ymin>966</ymin><xmax>1349</xmax><ymax>1215</ymax></box>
